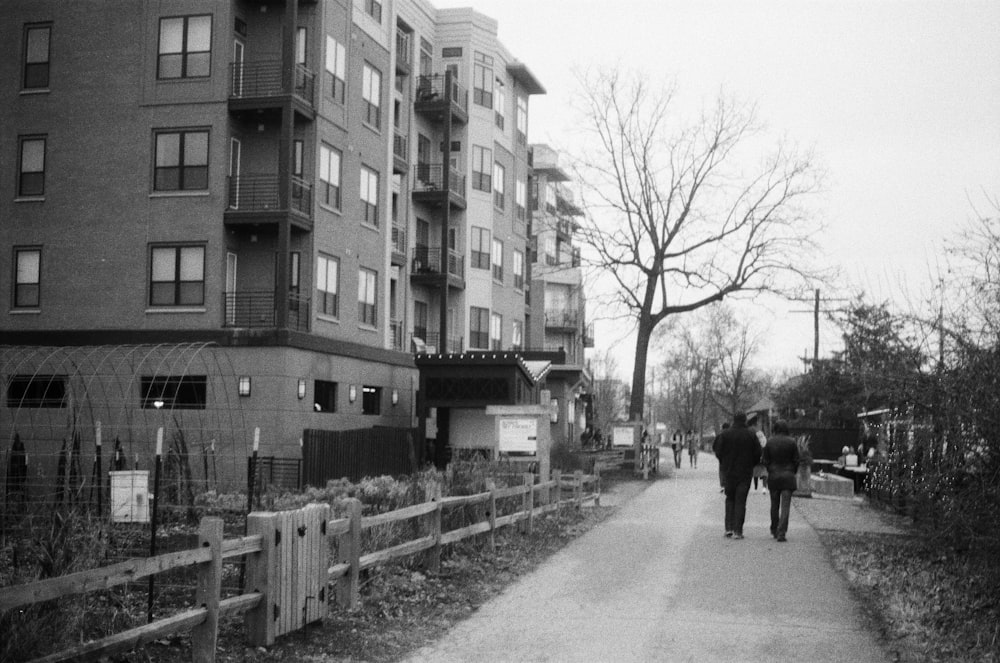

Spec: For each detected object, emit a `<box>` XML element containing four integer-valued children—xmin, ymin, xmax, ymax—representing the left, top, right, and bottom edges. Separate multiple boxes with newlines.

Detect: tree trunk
<box><xmin>629</xmin><ymin>318</ymin><xmax>655</xmax><ymax>421</ymax></box>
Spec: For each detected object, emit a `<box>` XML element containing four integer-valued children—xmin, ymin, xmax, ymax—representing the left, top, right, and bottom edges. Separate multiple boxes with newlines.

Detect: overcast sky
<box><xmin>435</xmin><ymin>0</ymin><xmax>1000</xmax><ymax>373</ymax></box>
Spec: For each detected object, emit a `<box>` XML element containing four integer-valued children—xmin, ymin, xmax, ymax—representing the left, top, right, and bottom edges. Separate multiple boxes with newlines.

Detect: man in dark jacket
<box><xmin>761</xmin><ymin>420</ymin><xmax>801</xmax><ymax>542</ymax></box>
<box><xmin>715</xmin><ymin>412</ymin><xmax>761</xmax><ymax>539</ymax></box>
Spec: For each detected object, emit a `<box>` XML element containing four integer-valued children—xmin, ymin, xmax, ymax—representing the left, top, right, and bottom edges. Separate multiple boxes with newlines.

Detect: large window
<box><xmin>358</xmin><ymin>268</ymin><xmax>377</xmax><ymax>326</ymax></box>
<box><xmin>516</xmin><ymin>95</ymin><xmax>528</xmax><ymax>144</ymax></box>
<box><xmin>22</xmin><ymin>24</ymin><xmax>51</xmax><ymax>89</ymax></box>
<box><xmin>471</xmin><ymin>227</ymin><xmax>490</xmax><ymax>270</ymax></box>
<box><xmin>157</xmin><ymin>15</ymin><xmax>212</xmax><ymax>79</ymax></box>
<box><xmin>314</xmin><ymin>380</ymin><xmax>337</xmax><ymax>413</ymax></box>
<box><xmin>154</xmin><ymin>129</ymin><xmax>208</xmax><ymax>191</ymax></box>
<box><xmin>490</xmin><ymin>312</ymin><xmax>502</xmax><ymax>350</ymax></box>
<box><xmin>492</xmin><ymin>238</ymin><xmax>504</xmax><ymax>282</ymax></box>
<box><xmin>515</xmin><ymin>178</ymin><xmax>526</xmax><ymax>220</ymax></box>
<box><xmin>473</xmin><ymin>51</ymin><xmax>493</xmax><ymax>108</ymax></box>
<box><xmin>495</xmin><ymin>77</ymin><xmax>505</xmax><ymax>129</ymax></box>
<box><xmin>150</xmin><ymin>245</ymin><xmax>205</xmax><ymax>306</ymax></box>
<box><xmin>362</xmin><ymin>385</ymin><xmax>382</xmax><ymax>415</ymax></box>
<box><xmin>140</xmin><ymin>375</ymin><xmax>207</xmax><ymax>410</ymax></box>
<box><xmin>316</xmin><ymin>254</ymin><xmax>339</xmax><ymax>317</ymax></box>
<box><xmin>471</xmin><ymin>145</ymin><xmax>491</xmax><ymax>192</ymax></box>
<box><xmin>17</xmin><ymin>136</ymin><xmax>46</xmax><ymax>198</ymax></box>
<box><xmin>512</xmin><ymin>320</ymin><xmax>523</xmax><ymax>350</ymax></box>
<box><xmin>470</xmin><ymin>306</ymin><xmax>489</xmax><ymax>349</ymax></box>
<box><xmin>325</xmin><ymin>36</ymin><xmax>346</xmax><ymax>103</ymax></box>
<box><xmin>362</xmin><ymin>63</ymin><xmax>382</xmax><ymax>129</ymax></box>
<box><xmin>13</xmin><ymin>248</ymin><xmax>41</xmax><ymax>309</ymax></box>
<box><xmin>360</xmin><ymin>166</ymin><xmax>379</xmax><ymax>226</ymax></box>
<box><xmin>7</xmin><ymin>374</ymin><xmax>66</xmax><ymax>409</ymax></box>
<box><xmin>513</xmin><ymin>249</ymin><xmax>524</xmax><ymax>291</ymax></box>
<box><xmin>319</xmin><ymin>144</ymin><xmax>341</xmax><ymax>209</ymax></box>
<box><xmin>414</xmin><ymin>300</ymin><xmax>429</xmax><ymax>340</ymax></box>
<box><xmin>493</xmin><ymin>162</ymin><xmax>505</xmax><ymax>210</ymax></box>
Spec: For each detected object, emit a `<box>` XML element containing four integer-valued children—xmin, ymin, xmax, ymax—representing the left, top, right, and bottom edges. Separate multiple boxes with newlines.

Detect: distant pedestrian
<box><xmin>761</xmin><ymin>420</ymin><xmax>800</xmax><ymax>542</ymax></box>
<box><xmin>671</xmin><ymin>429</ymin><xmax>683</xmax><ymax>469</ymax></box>
<box><xmin>748</xmin><ymin>415</ymin><xmax>768</xmax><ymax>493</ymax></box>
<box><xmin>715</xmin><ymin>412</ymin><xmax>761</xmax><ymax>540</ymax></box>
<box><xmin>687</xmin><ymin>432</ymin><xmax>699</xmax><ymax>468</ymax></box>
<box><xmin>712</xmin><ymin>423</ymin><xmax>730</xmax><ymax>492</ymax></box>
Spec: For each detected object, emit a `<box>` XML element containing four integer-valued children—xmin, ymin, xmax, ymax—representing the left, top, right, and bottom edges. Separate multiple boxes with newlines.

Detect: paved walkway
<box><xmin>402</xmin><ymin>452</ymin><xmax>895</xmax><ymax>663</ymax></box>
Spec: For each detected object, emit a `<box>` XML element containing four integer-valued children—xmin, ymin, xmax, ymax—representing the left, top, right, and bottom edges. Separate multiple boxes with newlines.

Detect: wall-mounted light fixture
<box><xmin>297</xmin><ymin>379</ymin><xmax>307</xmax><ymax>400</ymax></box>
<box><xmin>550</xmin><ymin>398</ymin><xmax>559</xmax><ymax>423</ymax></box>
<box><xmin>238</xmin><ymin>376</ymin><xmax>252</xmax><ymax>397</ymax></box>
<box><xmin>391</xmin><ymin>388</ymin><xmax>399</xmax><ymax>405</ymax></box>
<box><xmin>349</xmin><ymin>384</ymin><xmax>357</xmax><ymax>403</ymax></box>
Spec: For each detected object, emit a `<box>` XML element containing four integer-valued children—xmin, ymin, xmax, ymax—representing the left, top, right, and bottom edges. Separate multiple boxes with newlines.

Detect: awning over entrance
<box><xmin>415</xmin><ymin>352</ymin><xmax>548</xmax><ymax>408</ymax></box>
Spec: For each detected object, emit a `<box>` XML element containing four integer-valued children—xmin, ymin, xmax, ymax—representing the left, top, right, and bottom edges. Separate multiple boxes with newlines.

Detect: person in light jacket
<box><xmin>761</xmin><ymin>420</ymin><xmax>800</xmax><ymax>542</ymax></box>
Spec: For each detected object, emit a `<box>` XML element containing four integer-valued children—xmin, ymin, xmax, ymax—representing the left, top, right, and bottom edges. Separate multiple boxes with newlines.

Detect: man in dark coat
<box><xmin>761</xmin><ymin>419</ymin><xmax>800</xmax><ymax>542</ymax></box>
<box><xmin>715</xmin><ymin>412</ymin><xmax>761</xmax><ymax>539</ymax></box>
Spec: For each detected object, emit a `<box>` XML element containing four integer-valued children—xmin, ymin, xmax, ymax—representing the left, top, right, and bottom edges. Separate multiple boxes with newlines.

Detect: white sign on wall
<box><xmin>612</xmin><ymin>426</ymin><xmax>634</xmax><ymax>447</ymax></box>
<box><xmin>498</xmin><ymin>418</ymin><xmax>538</xmax><ymax>454</ymax></box>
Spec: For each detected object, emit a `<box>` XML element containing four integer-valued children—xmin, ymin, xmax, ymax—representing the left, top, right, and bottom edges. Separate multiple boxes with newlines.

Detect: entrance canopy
<box><xmin>415</xmin><ymin>352</ymin><xmax>548</xmax><ymax>408</ymax></box>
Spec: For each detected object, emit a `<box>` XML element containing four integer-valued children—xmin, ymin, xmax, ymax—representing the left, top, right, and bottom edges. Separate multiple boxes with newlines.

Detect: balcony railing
<box><xmin>414</xmin><ymin>74</ymin><xmax>468</xmax><ymax>113</ymax></box>
<box><xmin>393</xmin><ymin>131</ymin><xmax>408</xmax><ymax>161</ymax></box>
<box><xmin>545</xmin><ymin>309</ymin><xmax>580</xmax><ymax>329</ymax></box>
<box><xmin>412</xmin><ymin>247</ymin><xmax>465</xmax><ymax>279</ymax></box>
<box><xmin>413</xmin><ymin>163</ymin><xmax>467</xmax><ymax>200</ymax></box>
<box><xmin>418</xmin><ymin>332</ymin><xmax>463</xmax><ymax>354</ymax></box>
<box><xmin>227</xmin><ymin>174</ymin><xmax>312</xmax><ymax>217</ymax></box>
<box><xmin>391</xmin><ymin>224</ymin><xmax>406</xmax><ymax>255</ymax></box>
<box><xmin>223</xmin><ymin>291</ymin><xmax>310</xmax><ymax>331</ymax></box>
<box><xmin>229</xmin><ymin>61</ymin><xmax>315</xmax><ymax>106</ymax></box>
<box><xmin>390</xmin><ymin>318</ymin><xmax>405</xmax><ymax>351</ymax></box>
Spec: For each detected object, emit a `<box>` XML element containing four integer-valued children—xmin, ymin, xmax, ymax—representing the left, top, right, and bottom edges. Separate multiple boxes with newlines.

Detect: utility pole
<box><xmin>790</xmin><ymin>289</ymin><xmax>849</xmax><ymax>369</ymax></box>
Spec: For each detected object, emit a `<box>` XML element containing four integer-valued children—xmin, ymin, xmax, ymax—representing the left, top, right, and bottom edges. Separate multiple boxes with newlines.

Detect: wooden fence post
<box><xmin>336</xmin><ymin>498</ymin><xmax>362</xmax><ymax>611</ymax></box>
<box><xmin>245</xmin><ymin>512</ymin><xmax>277</xmax><ymax>647</ymax></box>
<box><xmin>552</xmin><ymin>470</ymin><xmax>561</xmax><ymax>512</ymax></box>
<box><xmin>485</xmin><ymin>479</ymin><xmax>496</xmax><ymax>551</ymax></box>
<box><xmin>192</xmin><ymin>517</ymin><xmax>223</xmax><ymax>662</ymax></box>
<box><xmin>426</xmin><ymin>482</ymin><xmax>442</xmax><ymax>573</ymax></box>
<box><xmin>522</xmin><ymin>473</ymin><xmax>534</xmax><ymax>535</ymax></box>
<box><xmin>574</xmin><ymin>470</ymin><xmax>583</xmax><ymax>509</ymax></box>
<box><xmin>595</xmin><ymin>467</ymin><xmax>602</xmax><ymax>507</ymax></box>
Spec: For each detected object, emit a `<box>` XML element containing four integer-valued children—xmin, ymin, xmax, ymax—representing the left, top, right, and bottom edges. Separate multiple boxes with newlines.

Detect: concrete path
<box><xmin>402</xmin><ymin>452</ymin><xmax>891</xmax><ymax>663</ymax></box>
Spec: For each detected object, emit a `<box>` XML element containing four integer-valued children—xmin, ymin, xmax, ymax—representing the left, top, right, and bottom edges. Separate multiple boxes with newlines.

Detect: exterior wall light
<box><xmin>297</xmin><ymin>379</ymin><xmax>306</xmax><ymax>400</ymax></box>
<box><xmin>238</xmin><ymin>376</ymin><xmax>252</xmax><ymax>397</ymax></box>
<box><xmin>391</xmin><ymin>388</ymin><xmax>399</xmax><ymax>405</ymax></box>
<box><xmin>349</xmin><ymin>384</ymin><xmax>357</xmax><ymax>402</ymax></box>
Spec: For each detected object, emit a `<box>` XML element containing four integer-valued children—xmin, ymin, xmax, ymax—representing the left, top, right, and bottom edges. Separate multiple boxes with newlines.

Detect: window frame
<box><xmin>365</xmin><ymin>0</ymin><xmax>383</xmax><ymax>23</ymax></box>
<box><xmin>17</xmin><ymin>135</ymin><xmax>46</xmax><ymax>198</ymax></box>
<box><xmin>494</xmin><ymin>77</ymin><xmax>506</xmax><ymax>129</ymax></box>
<box><xmin>490</xmin><ymin>312</ymin><xmax>502</xmax><ymax>351</ymax></box>
<box><xmin>516</xmin><ymin>94</ymin><xmax>528</xmax><ymax>143</ymax></box>
<box><xmin>491</xmin><ymin>238</ymin><xmax>504</xmax><ymax>282</ymax></box>
<box><xmin>157</xmin><ymin>14</ymin><xmax>212</xmax><ymax>80</ymax></box>
<box><xmin>360</xmin><ymin>165</ymin><xmax>380</xmax><ymax>226</ymax></box>
<box><xmin>314</xmin><ymin>380</ymin><xmax>338</xmax><ymax>413</ymax></box>
<box><xmin>512</xmin><ymin>319</ymin><xmax>523</xmax><ymax>350</ymax></box>
<box><xmin>153</xmin><ymin>128</ymin><xmax>209</xmax><ymax>192</ymax></box>
<box><xmin>325</xmin><ymin>35</ymin><xmax>346</xmax><ymax>103</ymax></box>
<box><xmin>513</xmin><ymin>249</ymin><xmax>525</xmax><ymax>291</ymax></box>
<box><xmin>22</xmin><ymin>23</ymin><xmax>51</xmax><ymax>90</ymax></box>
<box><xmin>362</xmin><ymin>63</ymin><xmax>382</xmax><ymax>130</ymax></box>
<box><xmin>471</xmin><ymin>145</ymin><xmax>492</xmax><ymax>192</ymax></box>
<box><xmin>358</xmin><ymin>267</ymin><xmax>378</xmax><ymax>327</ymax></box>
<box><xmin>493</xmin><ymin>161</ymin><xmax>506</xmax><ymax>209</ymax></box>
<box><xmin>469</xmin><ymin>306</ymin><xmax>490</xmax><ymax>350</ymax></box>
<box><xmin>316</xmin><ymin>253</ymin><xmax>340</xmax><ymax>318</ymax></box>
<box><xmin>470</xmin><ymin>227</ymin><xmax>490</xmax><ymax>271</ymax></box>
<box><xmin>473</xmin><ymin>51</ymin><xmax>493</xmax><ymax>108</ymax></box>
<box><xmin>149</xmin><ymin>244</ymin><xmax>206</xmax><ymax>307</ymax></box>
<box><xmin>13</xmin><ymin>247</ymin><xmax>41</xmax><ymax>309</ymax></box>
<box><xmin>361</xmin><ymin>385</ymin><xmax>382</xmax><ymax>415</ymax></box>
<box><xmin>515</xmin><ymin>178</ymin><xmax>527</xmax><ymax>220</ymax></box>
<box><xmin>319</xmin><ymin>143</ymin><xmax>342</xmax><ymax>209</ymax></box>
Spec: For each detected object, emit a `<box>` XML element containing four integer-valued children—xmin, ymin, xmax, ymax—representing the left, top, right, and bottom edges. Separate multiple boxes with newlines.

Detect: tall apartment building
<box><xmin>1</xmin><ymin>0</ymin><xmax>588</xmax><ymax>485</ymax></box>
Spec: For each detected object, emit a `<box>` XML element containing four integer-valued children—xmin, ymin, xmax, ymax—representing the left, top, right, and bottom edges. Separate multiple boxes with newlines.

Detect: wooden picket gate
<box><xmin>245</xmin><ymin>503</ymin><xmax>330</xmax><ymax>643</ymax></box>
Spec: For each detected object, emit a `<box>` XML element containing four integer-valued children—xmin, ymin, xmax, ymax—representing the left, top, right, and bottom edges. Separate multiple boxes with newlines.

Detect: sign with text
<box><xmin>498</xmin><ymin>417</ymin><xmax>538</xmax><ymax>454</ymax></box>
<box><xmin>612</xmin><ymin>426</ymin><xmax>635</xmax><ymax>447</ymax></box>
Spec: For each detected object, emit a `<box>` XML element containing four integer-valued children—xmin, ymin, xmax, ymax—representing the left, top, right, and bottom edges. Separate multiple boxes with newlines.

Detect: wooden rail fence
<box><xmin>1</xmin><ymin>470</ymin><xmax>599</xmax><ymax>662</ymax></box>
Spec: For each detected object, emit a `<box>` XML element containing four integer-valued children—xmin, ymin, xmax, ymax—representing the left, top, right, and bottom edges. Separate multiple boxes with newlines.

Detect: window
<box><xmin>360</xmin><ymin>166</ymin><xmax>379</xmax><ymax>226</ymax></box>
<box><xmin>546</xmin><ymin>182</ymin><xmax>558</xmax><ymax>213</ymax></box>
<box><xmin>495</xmin><ymin>78</ymin><xmax>505</xmax><ymax>129</ymax></box>
<box><xmin>470</xmin><ymin>306</ymin><xmax>489</xmax><ymax>349</ymax></box>
<box><xmin>471</xmin><ymin>145</ymin><xmax>491</xmax><ymax>192</ymax></box>
<box><xmin>490</xmin><ymin>312</ymin><xmax>502</xmax><ymax>350</ymax></box>
<box><xmin>362</xmin><ymin>63</ymin><xmax>382</xmax><ymax>129</ymax></box>
<box><xmin>13</xmin><ymin>248</ymin><xmax>41</xmax><ymax>308</ymax></box>
<box><xmin>365</xmin><ymin>0</ymin><xmax>382</xmax><ymax>23</ymax></box>
<box><xmin>492</xmin><ymin>238</ymin><xmax>503</xmax><ymax>282</ymax></box>
<box><xmin>154</xmin><ymin>129</ymin><xmax>208</xmax><ymax>191</ymax></box>
<box><xmin>493</xmin><ymin>162</ymin><xmax>505</xmax><ymax>209</ymax></box>
<box><xmin>414</xmin><ymin>300</ymin><xmax>429</xmax><ymax>340</ymax></box>
<box><xmin>319</xmin><ymin>144</ymin><xmax>341</xmax><ymax>209</ymax></box>
<box><xmin>150</xmin><ymin>245</ymin><xmax>205</xmax><ymax>306</ymax></box>
<box><xmin>473</xmin><ymin>51</ymin><xmax>493</xmax><ymax>108</ymax></box>
<box><xmin>157</xmin><ymin>15</ymin><xmax>212</xmax><ymax>79</ymax></box>
<box><xmin>358</xmin><ymin>268</ymin><xmax>377</xmax><ymax>326</ymax></box>
<box><xmin>516</xmin><ymin>95</ymin><xmax>528</xmax><ymax>143</ymax></box>
<box><xmin>314</xmin><ymin>380</ymin><xmax>337</xmax><ymax>412</ymax></box>
<box><xmin>545</xmin><ymin>237</ymin><xmax>558</xmax><ymax>266</ymax></box>
<box><xmin>17</xmin><ymin>136</ymin><xmax>45</xmax><ymax>197</ymax></box>
<box><xmin>419</xmin><ymin>38</ymin><xmax>432</xmax><ymax>77</ymax></box>
<box><xmin>512</xmin><ymin>320</ymin><xmax>523</xmax><ymax>350</ymax></box>
<box><xmin>22</xmin><ymin>24</ymin><xmax>51</xmax><ymax>89</ymax></box>
<box><xmin>316</xmin><ymin>254</ymin><xmax>339</xmax><ymax>317</ymax></box>
<box><xmin>362</xmin><ymin>385</ymin><xmax>382</xmax><ymax>415</ymax></box>
<box><xmin>325</xmin><ymin>36</ymin><xmax>346</xmax><ymax>103</ymax></box>
<box><xmin>471</xmin><ymin>227</ymin><xmax>490</xmax><ymax>270</ymax></box>
<box><xmin>441</xmin><ymin>46</ymin><xmax>462</xmax><ymax>58</ymax></box>
<box><xmin>516</xmin><ymin>178</ymin><xmax>526</xmax><ymax>221</ymax></box>
<box><xmin>296</xmin><ymin>27</ymin><xmax>307</xmax><ymax>65</ymax></box>
<box><xmin>7</xmin><ymin>374</ymin><xmax>66</xmax><ymax>409</ymax></box>
<box><xmin>140</xmin><ymin>375</ymin><xmax>207</xmax><ymax>410</ymax></box>
<box><xmin>513</xmin><ymin>249</ymin><xmax>524</xmax><ymax>290</ymax></box>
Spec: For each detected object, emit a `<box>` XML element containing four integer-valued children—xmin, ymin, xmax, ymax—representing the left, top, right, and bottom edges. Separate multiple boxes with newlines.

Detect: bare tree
<box><xmin>589</xmin><ymin>349</ymin><xmax>628</xmax><ymax>433</ymax></box>
<box><xmin>571</xmin><ymin>68</ymin><xmax>824</xmax><ymax>420</ymax></box>
<box><xmin>708</xmin><ymin>303</ymin><xmax>765</xmax><ymax>417</ymax></box>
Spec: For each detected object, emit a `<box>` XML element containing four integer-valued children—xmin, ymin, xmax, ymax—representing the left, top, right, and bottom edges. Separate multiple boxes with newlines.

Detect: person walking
<box><xmin>712</xmin><ymin>422</ymin><xmax>729</xmax><ymax>492</ymax></box>
<box><xmin>748</xmin><ymin>415</ymin><xmax>768</xmax><ymax>494</ymax></box>
<box><xmin>715</xmin><ymin>412</ymin><xmax>761</xmax><ymax>540</ymax></box>
<box><xmin>687</xmin><ymin>431</ymin><xmax>699</xmax><ymax>468</ymax></box>
<box><xmin>671</xmin><ymin>429</ymin><xmax>683</xmax><ymax>469</ymax></box>
<box><xmin>761</xmin><ymin>420</ymin><xmax>800</xmax><ymax>542</ymax></box>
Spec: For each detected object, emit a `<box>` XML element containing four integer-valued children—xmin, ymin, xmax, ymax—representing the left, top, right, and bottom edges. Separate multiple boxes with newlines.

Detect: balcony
<box><xmin>393</xmin><ymin>131</ymin><xmax>408</xmax><ymax>175</ymax></box>
<box><xmin>583</xmin><ymin>322</ymin><xmax>595</xmax><ymax>348</ymax></box>
<box><xmin>390</xmin><ymin>318</ymin><xmax>405</xmax><ymax>351</ymax></box>
<box><xmin>228</xmin><ymin>61</ymin><xmax>316</xmax><ymax>119</ymax></box>
<box><xmin>544</xmin><ymin>309</ymin><xmax>580</xmax><ymax>332</ymax></box>
<box><xmin>223</xmin><ymin>291</ymin><xmax>310</xmax><ymax>332</ymax></box>
<box><xmin>556</xmin><ymin>218</ymin><xmax>577</xmax><ymax>242</ymax></box>
<box><xmin>412</xmin><ymin>163</ymin><xmax>467</xmax><ymax>209</ymax></box>
<box><xmin>391</xmin><ymin>223</ymin><xmax>407</xmax><ymax>266</ymax></box>
<box><xmin>414</xmin><ymin>332</ymin><xmax>464</xmax><ymax>354</ymax></box>
<box><xmin>410</xmin><ymin>247</ymin><xmax>465</xmax><ymax>289</ymax></box>
<box><xmin>414</xmin><ymin>74</ymin><xmax>468</xmax><ymax>125</ymax></box>
<box><xmin>224</xmin><ymin>174</ymin><xmax>313</xmax><ymax>231</ymax></box>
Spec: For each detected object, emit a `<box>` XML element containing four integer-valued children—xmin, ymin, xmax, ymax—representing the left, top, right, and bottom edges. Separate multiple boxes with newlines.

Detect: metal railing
<box><xmin>414</xmin><ymin>73</ymin><xmax>468</xmax><ymax>112</ymax></box>
<box><xmin>227</xmin><ymin>174</ymin><xmax>312</xmax><ymax>217</ymax></box>
<box><xmin>412</xmin><ymin>247</ymin><xmax>465</xmax><ymax>279</ymax></box>
<box><xmin>229</xmin><ymin>61</ymin><xmax>315</xmax><ymax>106</ymax></box>
<box><xmin>392</xmin><ymin>224</ymin><xmax>406</xmax><ymax>255</ymax></box>
<box><xmin>223</xmin><ymin>291</ymin><xmax>310</xmax><ymax>331</ymax></box>
<box><xmin>544</xmin><ymin>309</ymin><xmax>580</xmax><ymax>329</ymax></box>
<box><xmin>420</xmin><ymin>332</ymin><xmax>464</xmax><ymax>354</ymax></box>
<box><xmin>412</xmin><ymin>163</ymin><xmax>467</xmax><ymax>200</ymax></box>
<box><xmin>393</xmin><ymin>131</ymin><xmax>408</xmax><ymax>161</ymax></box>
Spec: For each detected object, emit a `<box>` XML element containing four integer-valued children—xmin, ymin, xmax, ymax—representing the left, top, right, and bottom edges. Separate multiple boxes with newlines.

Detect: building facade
<box><xmin>1</xmin><ymin>0</ymin><xmax>588</xmax><ymax>486</ymax></box>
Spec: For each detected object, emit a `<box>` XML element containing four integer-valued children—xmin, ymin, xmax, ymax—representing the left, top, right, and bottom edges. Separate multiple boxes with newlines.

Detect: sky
<box><xmin>434</xmin><ymin>0</ymin><xmax>1000</xmax><ymax>374</ymax></box>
